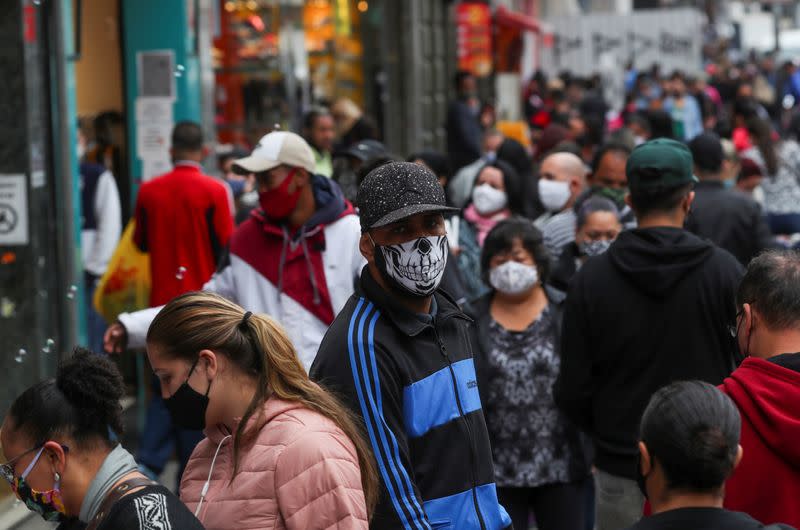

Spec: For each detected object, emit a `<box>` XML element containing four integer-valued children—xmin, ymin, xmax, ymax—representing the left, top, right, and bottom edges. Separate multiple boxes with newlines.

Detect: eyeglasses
<box><xmin>728</xmin><ymin>308</ymin><xmax>745</xmax><ymax>338</ymax></box>
<box><xmin>0</xmin><ymin>444</ymin><xmax>44</xmax><ymax>485</ymax></box>
<box><xmin>0</xmin><ymin>443</ymin><xmax>69</xmax><ymax>485</ymax></box>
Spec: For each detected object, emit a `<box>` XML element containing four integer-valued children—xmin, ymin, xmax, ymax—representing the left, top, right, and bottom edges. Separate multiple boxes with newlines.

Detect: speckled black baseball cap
<box><xmin>357</xmin><ymin>161</ymin><xmax>458</xmax><ymax>231</ymax></box>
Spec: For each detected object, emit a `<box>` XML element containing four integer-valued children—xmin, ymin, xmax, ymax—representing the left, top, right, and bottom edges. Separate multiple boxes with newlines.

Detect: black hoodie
<box><xmin>553</xmin><ymin>227</ymin><xmax>744</xmax><ymax>479</ymax></box>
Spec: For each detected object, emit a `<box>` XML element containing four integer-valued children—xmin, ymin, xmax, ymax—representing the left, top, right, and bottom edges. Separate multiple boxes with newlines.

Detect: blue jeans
<box><xmin>84</xmin><ymin>272</ymin><xmax>107</xmax><ymax>355</ymax></box>
<box><xmin>137</xmin><ymin>375</ymin><xmax>204</xmax><ymax>489</ymax></box>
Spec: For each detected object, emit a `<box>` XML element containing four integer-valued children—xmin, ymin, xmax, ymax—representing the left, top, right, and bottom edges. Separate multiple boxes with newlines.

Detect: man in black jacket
<box><xmin>311</xmin><ymin>162</ymin><xmax>511</xmax><ymax>530</ymax></box>
<box><xmin>685</xmin><ymin>132</ymin><xmax>774</xmax><ymax>266</ymax></box>
<box><xmin>446</xmin><ymin>71</ymin><xmax>484</xmax><ymax>172</ymax></box>
<box><xmin>553</xmin><ymin>139</ymin><xmax>744</xmax><ymax>530</ymax></box>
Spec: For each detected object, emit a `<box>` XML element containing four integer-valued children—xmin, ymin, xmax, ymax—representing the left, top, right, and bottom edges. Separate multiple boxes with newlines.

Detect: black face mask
<box><xmin>164</xmin><ymin>357</ymin><xmax>211</xmax><ymax>430</ymax></box>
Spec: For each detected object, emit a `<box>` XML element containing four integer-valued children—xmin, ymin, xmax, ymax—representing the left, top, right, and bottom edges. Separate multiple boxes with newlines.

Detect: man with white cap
<box><xmin>105</xmin><ymin>131</ymin><xmax>364</xmax><ymax>370</ymax></box>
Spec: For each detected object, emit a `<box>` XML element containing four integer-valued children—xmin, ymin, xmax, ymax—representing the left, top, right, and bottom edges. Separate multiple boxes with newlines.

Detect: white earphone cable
<box><xmin>194</xmin><ymin>434</ymin><xmax>232</xmax><ymax>518</ymax></box>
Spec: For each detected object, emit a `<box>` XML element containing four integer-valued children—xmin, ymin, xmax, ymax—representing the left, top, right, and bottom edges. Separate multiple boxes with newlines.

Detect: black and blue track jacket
<box><xmin>311</xmin><ymin>268</ymin><xmax>511</xmax><ymax>530</ymax></box>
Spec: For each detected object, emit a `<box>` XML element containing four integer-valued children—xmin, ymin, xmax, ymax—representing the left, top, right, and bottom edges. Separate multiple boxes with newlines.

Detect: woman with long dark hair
<box><xmin>147</xmin><ymin>291</ymin><xmax>378</xmax><ymax>529</ymax></box>
<box><xmin>456</xmin><ymin>159</ymin><xmax>524</xmax><ymax>299</ymax></box>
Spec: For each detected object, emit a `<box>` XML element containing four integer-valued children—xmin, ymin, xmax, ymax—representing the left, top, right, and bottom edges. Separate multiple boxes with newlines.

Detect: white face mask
<box><xmin>489</xmin><ymin>261</ymin><xmax>539</xmax><ymax>295</ymax></box>
<box><xmin>472</xmin><ymin>183</ymin><xmax>508</xmax><ymax>216</ymax></box>
<box><xmin>538</xmin><ymin>179</ymin><xmax>571</xmax><ymax>212</ymax></box>
<box><xmin>374</xmin><ymin>235</ymin><xmax>448</xmax><ymax>297</ymax></box>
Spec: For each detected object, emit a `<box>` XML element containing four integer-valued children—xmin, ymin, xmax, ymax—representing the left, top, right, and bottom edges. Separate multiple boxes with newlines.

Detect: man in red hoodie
<box><xmin>722</xmin><ymin>249</ymin><xmax>800</xmax><ymax>528</ymax></box>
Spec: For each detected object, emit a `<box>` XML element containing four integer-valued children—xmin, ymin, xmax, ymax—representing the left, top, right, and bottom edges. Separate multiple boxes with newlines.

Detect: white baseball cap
<box><xmin>233</xmin><ymin>131</ymin><xmax>316</xmax><ymax>174</ymax></box>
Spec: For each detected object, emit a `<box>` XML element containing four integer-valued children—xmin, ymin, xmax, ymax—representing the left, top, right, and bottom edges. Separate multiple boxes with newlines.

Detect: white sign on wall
<box><xmin>0</xmin><ymin>174</ymin><xmax>29</xmax><ymax>246</ymax></box>
<box><xmin>539</xmin><ymin>8</ymin><xmax>704</xmax><ymax>78</ymax></box>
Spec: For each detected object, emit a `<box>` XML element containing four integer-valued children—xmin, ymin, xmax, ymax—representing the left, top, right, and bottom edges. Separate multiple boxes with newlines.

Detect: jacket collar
<box><xmin>204</xmin><ymin>397</ymin><xmax>305</xmax><ymax>444</ymax></box>
<box><xmin>173</xmin><ymin>160</ymin><xmax>203</xmax><ymax>171</ymax></box>
<box><xmin>694</xmin><ymin>179</ymin><xmax>725</xmax><ymax>190</ymax></box>
<box><xmin>359</xmin><ymin>266</ymin><xmax>466</xmax><ymax>337</ymax></box>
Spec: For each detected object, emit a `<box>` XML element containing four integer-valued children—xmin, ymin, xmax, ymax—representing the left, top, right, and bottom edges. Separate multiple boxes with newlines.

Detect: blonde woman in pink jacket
<box><xmin>145</xmin><ymin>291</ymin><xmax>378</xmax><ymax>529</ymax></box>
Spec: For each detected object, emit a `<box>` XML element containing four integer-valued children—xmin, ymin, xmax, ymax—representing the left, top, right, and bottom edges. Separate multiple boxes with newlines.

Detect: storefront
<box><xmin>213</xmin><ymin>0</ymin><xmax>373</xmax><ymax>147</ymax></box>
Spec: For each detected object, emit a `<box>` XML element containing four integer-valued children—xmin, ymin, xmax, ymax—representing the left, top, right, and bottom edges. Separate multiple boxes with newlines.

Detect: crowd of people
<box><xmin>4</xmin><ymin>60</ymin><xmax>800</xmax><ymax>530</ymax></box>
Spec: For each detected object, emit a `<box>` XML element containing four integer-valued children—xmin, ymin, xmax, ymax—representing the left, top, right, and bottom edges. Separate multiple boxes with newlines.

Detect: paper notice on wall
<box><xmin>0</xmin><ymin>174</ymin><xmax>29</xmax><ymax>246</ymax></box>
<box><xmin>135</xmin><ymin>97</ymin><xmax>173</xmax><ymax>159</ymax></box>
<box><xmin>136</xmin><ymin>97</ymin><xmax>173</xmax><ymax>125</ymax></box>
<box><xmin>136</xmin><ymin>96</ymin><xmax>173</xmax><ymax>182</ymax></box>
<box><xmin>136</xmin><ymin>122</ymin><xmax>172</xmax><ymax>160</ymax></box>
<box><xmin>142</xmin><ymin>158</ymin><xmax>172</xmax><ymax>182</ymax></box>
<box><xmin>137</xmin><ymin>50</ymin><xmax>176</xmax><ymax>99</ymax></box>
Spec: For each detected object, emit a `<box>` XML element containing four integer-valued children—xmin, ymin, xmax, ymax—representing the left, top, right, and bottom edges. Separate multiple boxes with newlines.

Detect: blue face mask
<box><xmin>723</xmin><ymin>178</ymin><xmax>736</xmax><ymax>189</ymax></box>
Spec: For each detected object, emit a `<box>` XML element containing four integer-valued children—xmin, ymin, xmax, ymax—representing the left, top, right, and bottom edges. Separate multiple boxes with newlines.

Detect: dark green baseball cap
<box><xmin>626</xmin><ymin>138</ymin><xmax>698</xmax><ymax>190</ymax></box>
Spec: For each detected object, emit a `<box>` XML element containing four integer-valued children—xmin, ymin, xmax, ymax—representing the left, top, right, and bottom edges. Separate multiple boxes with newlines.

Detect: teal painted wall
<box><xmin>63</xmin><ymin>0</ymin><xmax>87</xmax><ymax>345</ymax></box>
<box><xmin>121</xmin><ymin>0</ymin><xmax>202</xmax><ymax>204</ymax></box>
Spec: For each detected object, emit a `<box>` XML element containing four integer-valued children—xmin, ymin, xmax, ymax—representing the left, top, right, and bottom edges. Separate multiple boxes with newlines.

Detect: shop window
<box><xmin>214</xmin><ymin>0</ymin><xmax>366</xmax><ymax>147</ymax></box>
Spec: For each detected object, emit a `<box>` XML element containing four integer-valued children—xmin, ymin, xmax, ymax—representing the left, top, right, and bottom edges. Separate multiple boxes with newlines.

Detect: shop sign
<box><xmin>0</xmin><ymin>175</ymin><xmax>29</xmax><ymax>246</ymax></box>
<box><xmin>456</xmin><ymin>3</ymin><xmax>492</xmax><ymax>78</ymax></box>
<box><xmin>24</xmin><ymin>5</ymin><xmax>36</xmax><ymax>43</ymax></box>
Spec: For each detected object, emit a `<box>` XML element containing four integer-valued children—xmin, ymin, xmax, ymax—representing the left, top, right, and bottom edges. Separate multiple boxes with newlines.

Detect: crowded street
<box><xmin>2</xmin><ymin>0</ymin><xmax>800</xmax><ymax>529</ymax></box>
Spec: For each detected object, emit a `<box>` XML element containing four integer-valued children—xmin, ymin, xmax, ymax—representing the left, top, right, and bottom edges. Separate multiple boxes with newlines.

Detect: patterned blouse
<box><xmin>744</xmin><ymin>141</ymin><xmax>800</xmax><ymax>215</ymax></box>
<box><xmin>484</xmin><ymin>306</ymin><xmax>586</xmax><ymax>488</ymax></box>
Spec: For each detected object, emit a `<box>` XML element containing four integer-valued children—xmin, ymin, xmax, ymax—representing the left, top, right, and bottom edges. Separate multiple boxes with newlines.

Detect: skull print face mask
<box><xmin>371</xmin><ymin>235</ymin><xmax>448</xmax><ymax>297</ymax></box>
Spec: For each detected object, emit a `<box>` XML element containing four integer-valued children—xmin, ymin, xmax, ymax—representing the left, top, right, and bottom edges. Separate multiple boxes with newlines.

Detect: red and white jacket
<box><xmin>120</xmin><ymin>176</ymin><xmax>365</xmax><ymax>369</ymax></box>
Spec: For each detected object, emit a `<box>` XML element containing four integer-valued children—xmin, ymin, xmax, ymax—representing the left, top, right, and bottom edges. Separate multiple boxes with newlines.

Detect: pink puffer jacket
<box><xmin>180</xmin><ymin>397</ymin><xmax>368</xmax><ymax>529</ymax></box>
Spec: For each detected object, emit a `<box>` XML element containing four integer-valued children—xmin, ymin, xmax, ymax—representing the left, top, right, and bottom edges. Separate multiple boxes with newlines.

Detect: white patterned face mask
<box><xmin>489</xmin><ymin>261</ymin><xmax>539</xmax><ymax>295</ymax></box>
<box><xmin>374</xmin><ymin>235</ymin><xmax>448</xmax><ymax>297</ymax></box>
<box><xmin>579</xmin><ymin>239</ymin><xmax>613</xmax><ymax>257</ymax></box>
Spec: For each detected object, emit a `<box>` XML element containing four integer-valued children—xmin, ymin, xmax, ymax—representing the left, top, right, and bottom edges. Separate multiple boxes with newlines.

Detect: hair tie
<box><xmin>241</xmin><ymin>311</ymin><xmax>253</xmax><ymax>328</ymax></box>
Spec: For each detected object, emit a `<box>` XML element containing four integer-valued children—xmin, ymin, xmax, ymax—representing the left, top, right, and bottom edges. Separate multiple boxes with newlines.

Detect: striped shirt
<box><xmin>543</xmin><ymin>210</ymin><xmax>577</xmax><ymax>261</ymax></box>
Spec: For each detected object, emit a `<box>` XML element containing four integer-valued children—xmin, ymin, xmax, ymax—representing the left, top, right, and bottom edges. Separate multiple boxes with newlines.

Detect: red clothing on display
<box><xmin>134</xmin><ymin>162</ymin><xmax>233</xmax><ymax>306</ymax></box>
<box><xmin>721</xmin><ymin>356</ymin><xmax>800</xmax><ymax>528</ymax></box>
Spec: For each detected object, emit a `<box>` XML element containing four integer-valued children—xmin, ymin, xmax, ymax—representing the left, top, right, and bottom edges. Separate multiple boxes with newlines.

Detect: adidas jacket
<box><xmin>310</xmin><ymin>269</ymin><xmax>511</xmax><ymax>530</ymax></box>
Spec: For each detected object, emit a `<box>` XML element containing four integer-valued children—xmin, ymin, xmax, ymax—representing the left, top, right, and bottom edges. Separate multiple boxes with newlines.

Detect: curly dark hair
<box><xmin>7</xmin><ymin>347</ymin><xmax>124</xmax><ymax>448</ymax></box>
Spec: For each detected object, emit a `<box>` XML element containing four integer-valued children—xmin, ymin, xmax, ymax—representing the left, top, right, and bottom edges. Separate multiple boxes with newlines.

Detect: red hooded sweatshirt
<box><xmin>720</xmin><ymin>356</ymin><xmax>800</xmax><ymax>528</ymax></box>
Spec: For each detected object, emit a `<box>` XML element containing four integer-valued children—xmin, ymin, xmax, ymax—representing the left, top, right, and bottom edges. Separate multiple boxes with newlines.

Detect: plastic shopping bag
<box><xmin>93</xmin><ymin>220</ymin><xmax>150</xmax><ymax>323</ymax></box>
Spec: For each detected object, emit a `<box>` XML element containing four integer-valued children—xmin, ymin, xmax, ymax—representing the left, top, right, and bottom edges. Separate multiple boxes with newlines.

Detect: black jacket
<box><xmin>553</xmin><ymin>227</ymin><xmax>744</xmax><ymax>480</ymax></box>
<box><xmin>549</xmin><ymin>242</ymin><xmax>582</xmax><ymax>295</ymax></box>
<box><xmin>685</xmin><ymin>180</ymin><xmax>774</xmax><ymax>265</ymax></box>
<box><xmin>310</xmin><ymin>269</ymin><xmax>511</xmax><ymax>530</ymax></box>
<box><xmin>625</xmin><ymin>507</ymin><xmax>795</xmax><ymax>530</ymax></box>
<box><xmin>446</xmin><ymin>99</ymin><xmax>483</xmax><ymax>171</ymax></box>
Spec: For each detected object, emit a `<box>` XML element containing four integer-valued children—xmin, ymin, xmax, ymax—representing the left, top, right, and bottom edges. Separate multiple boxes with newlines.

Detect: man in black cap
<box><xmin>311</xmin><ymin>162</ymin><xmax>511</xmax><ymax>530</ymax></box>
<box><xmin>553</xmin><ymin>139</ymin><xmax>744</xmax><ymax>530</ymax></box>
<box><xmin>333</xmin><ymin>139</ymin><xmax>393</xmax><ymax>203</ymax></box>
<box><xmin>685</xmin><ymin>132</ymin><xmax>774</xmax><ymax>266</ymax></box>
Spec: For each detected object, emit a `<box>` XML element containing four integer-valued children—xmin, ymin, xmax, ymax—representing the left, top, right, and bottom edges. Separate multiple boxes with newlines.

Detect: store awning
<box><xmin>494</xmin><ymin>5</ymin><xmax>541</xmax><ymax>34</ymax></box>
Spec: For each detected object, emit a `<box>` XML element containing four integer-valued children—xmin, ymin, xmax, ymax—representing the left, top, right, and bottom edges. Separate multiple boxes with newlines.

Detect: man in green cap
<box><xmin>553</xmin><ymin>138</ymin><xmax>744</xmax><ymax>530</ymax></box>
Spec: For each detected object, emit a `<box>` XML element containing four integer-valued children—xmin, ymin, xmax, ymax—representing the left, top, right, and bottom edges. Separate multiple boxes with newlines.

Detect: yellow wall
<box><xmin>75</xmin><ymin>0</ymin><xmax>123</xmax><ymax>115</ymax></box>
